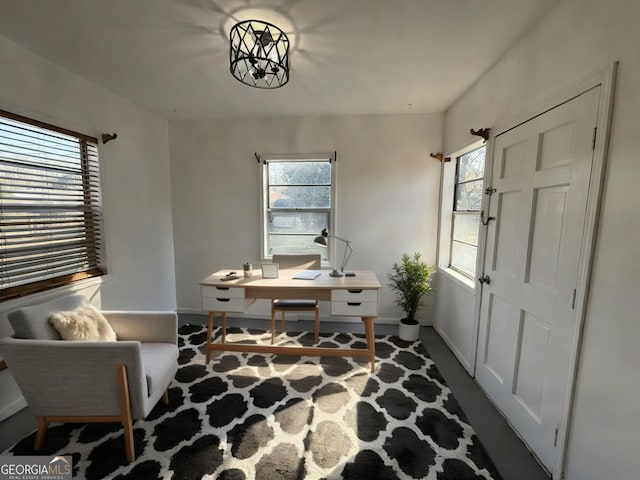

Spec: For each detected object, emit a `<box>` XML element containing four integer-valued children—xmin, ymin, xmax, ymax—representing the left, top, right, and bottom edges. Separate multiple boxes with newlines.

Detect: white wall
<box><xmin>0</xmin><ymin>34</ymin><xmax>177</xmax><ymax>311</ymax></box>
<box><xmin>432</xmin><ymin>272</ymin><xmax>476</xmax><ymax>372</ymax></box>
<box><xmin>0</xmin><ymin>35</ymin><xmax>177</xmax><ymax>417</ymax></box>
<box><xmin>169</xmin><ymin>113</ymin><xmax>443</xmax><ymax>323</ymax></box>
<box><xmin>432</xmin><ymin>139</ymin><xmax>486</xmax><ymax>373</ymax></box>
<box><xmin>439</xmin><ymin>0</ymin><xmax>640</xmax><ymax>478</ymax></box>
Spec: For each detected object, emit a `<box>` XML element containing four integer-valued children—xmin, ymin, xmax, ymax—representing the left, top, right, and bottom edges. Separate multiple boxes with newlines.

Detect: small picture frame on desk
<box><xmin>261</xmin><ymin>263</ymin><xmax>279</xmax><ymax>279</ymax></box>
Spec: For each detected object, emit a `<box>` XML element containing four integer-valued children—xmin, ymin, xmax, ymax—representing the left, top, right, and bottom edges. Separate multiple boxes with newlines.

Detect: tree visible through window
<box><xmin>0</xmin><ymin>110</ymin><xmax>105</xmax><ymax>300</ymax></box>
<box><xmin>450</xmin><ymin>146</ymin><xmax>486</xmax><ymax>278</ymax></box>
<box><xmin>262</xmin><ymin>156</ymin><xmax>334</xmax><ymax>261</ymax></box>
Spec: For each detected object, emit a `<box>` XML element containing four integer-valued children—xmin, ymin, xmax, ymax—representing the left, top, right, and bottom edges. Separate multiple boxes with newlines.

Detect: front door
<box><xmin>476</xmin><ymin>86</ymin><xmax>600</xmax><ymax>471</ymax></box>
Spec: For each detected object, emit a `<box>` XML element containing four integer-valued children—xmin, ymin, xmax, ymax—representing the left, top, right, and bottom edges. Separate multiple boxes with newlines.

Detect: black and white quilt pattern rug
<box><xmin>6</xmin><ymin>325</ymin><xmax>503</xmax><ymax>480</ymax></box>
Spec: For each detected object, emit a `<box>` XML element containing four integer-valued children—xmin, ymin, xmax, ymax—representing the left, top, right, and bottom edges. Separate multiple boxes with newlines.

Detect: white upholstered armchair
<box><xmin>0</xmin><ymin>294</ymin><xmax>179</xmax><ymax>463</ymax></box>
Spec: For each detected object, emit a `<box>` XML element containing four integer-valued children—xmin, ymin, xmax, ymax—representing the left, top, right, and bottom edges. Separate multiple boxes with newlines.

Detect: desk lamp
<box><xmin>314</xmin><ymin>228</ymin><xmax>355</xmax><ymax>277</ymax></box>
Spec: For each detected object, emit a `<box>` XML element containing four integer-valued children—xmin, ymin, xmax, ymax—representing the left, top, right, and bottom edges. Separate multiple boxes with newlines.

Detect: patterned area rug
<box><xmin>6</xmin><ymin>325</ymin><xmax>502</xmax><ymax>480</ymax></box>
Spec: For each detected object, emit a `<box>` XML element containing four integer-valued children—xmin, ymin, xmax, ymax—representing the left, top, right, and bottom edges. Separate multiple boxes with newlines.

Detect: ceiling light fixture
<box><xmin>229</xmin><ymin>19</ymin><xmax>290</xmax><ymax>89</ymax></box>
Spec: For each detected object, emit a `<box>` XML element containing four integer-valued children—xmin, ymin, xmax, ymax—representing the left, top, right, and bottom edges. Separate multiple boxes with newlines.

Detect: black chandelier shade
<box><xmin>229</xmin><ymin>20</ymin><xmax>290</xmax><ymax>89</ymax></box>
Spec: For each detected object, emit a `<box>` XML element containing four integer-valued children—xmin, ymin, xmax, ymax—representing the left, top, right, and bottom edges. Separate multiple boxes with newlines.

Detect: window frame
<box><xmin>436</xmin><ymin>141</ymin><xmax>487</xmax><ymax>289</ymax></box>
<box><xmin>0</xmin><ymin>109</ymin><xmax>106</xmax><ymax>300</ymax></box>
<box><xmin>449</xmin><ymin>145</ymin><xmax>486</xmax><ymax>279</ymax></box>
<box><xmin>259</xmin><ymin>153</ymin><xmax>336</xmax><ymax>265</ymax></box>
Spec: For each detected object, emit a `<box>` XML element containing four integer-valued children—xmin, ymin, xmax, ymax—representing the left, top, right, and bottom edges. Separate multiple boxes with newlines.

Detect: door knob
<box><xmin>478</xmin><ymin>275</ymin><xmax>491</xmax><ymax>285</ymax></box>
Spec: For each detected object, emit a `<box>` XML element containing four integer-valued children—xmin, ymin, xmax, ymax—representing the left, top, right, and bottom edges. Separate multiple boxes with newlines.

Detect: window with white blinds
<box><xmin>0</xmin><ymin>110</ymin><xmax>105</xmax><ymax>300</ymax></box>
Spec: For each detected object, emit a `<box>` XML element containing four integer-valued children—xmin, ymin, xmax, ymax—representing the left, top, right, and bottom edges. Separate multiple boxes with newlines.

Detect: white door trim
<box><xmin>553</xmin><ymin>62</ymin><xmax>617</xmax><ymax>479</ymax></box>
<box><xmin>469</xmin><ymin>62</ymin><xmax>617</xmax><ymax>479</ymax></box>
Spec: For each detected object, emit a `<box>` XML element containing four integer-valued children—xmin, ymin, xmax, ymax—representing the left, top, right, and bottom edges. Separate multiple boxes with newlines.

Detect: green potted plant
<box><xmin>387</xmin><ymin>252</ymin><xmax>432</xmax><ymax>341</ymax></box>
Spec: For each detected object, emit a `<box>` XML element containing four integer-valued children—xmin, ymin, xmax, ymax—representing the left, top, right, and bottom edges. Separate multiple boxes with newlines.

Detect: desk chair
<box><xmin>271</xmin><ymin>254</ymin><xmax>321</xmax><ymax>344</ymax></box>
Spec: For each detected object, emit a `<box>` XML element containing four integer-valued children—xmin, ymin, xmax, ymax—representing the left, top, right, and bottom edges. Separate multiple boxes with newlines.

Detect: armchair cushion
<box><xmin>8</xmin><ymin>294</ymin><xmax>86</xmax><ymax>340</ymax></box>
<box><xmin>49</xmin><ymin>305</ymin><xmax>117</xmax><ymax>341</ymax></box>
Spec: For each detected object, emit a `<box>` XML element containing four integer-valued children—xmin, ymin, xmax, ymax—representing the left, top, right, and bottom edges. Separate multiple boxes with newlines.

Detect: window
<box><xmin>261</xmin><ymin>154</ymin><xmax>335</xmax><ymax>261</ymax></box>
<box><xmin>449</xmin><ymin>145</ymin><xmax>486</xmax><ymax>278</ymax></box>
<box><xmin>0</xmin><ymin>110</ymin><xmax>105</xmax><ymax>300</ymax></box>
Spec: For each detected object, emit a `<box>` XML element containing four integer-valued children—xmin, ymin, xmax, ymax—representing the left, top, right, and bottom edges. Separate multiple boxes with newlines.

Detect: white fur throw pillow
<box><xmin>49</xmin><ymin>305</ymin><xmax>117</xmax><ymax>341</ymax></box>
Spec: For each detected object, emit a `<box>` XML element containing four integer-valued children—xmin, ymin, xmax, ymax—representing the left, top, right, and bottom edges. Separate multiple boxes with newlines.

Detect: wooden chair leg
<box><xmin>314</xmin><ymin>304</ymin><xmax>320</xmax><ymax>343</ymax></box>
<box><xmin>34</xmin><ymin>416</ymin><xmax>49</xmax><ymax>450</ymax></box>
<box><xmin>221</xmin><ymin>312</ymin><xmax>227</xmax><ymax>344</ymax></box>
<box><xmin>281</xmin><ymin>311</ymin><xmax>285</xmax><ymax>335</ymax></box>
<box><xmin>116</xmin><ymin>364</ymin><xmax>135</xmax><ymax>464</ymax></box>
<box><xmin>271</xmin><ymin>304</ymin><xmax>276</xmax><ymax>344</ymax></box>
<box><xmin>162</xmin><ymin>389</ymin><xmax>169</xmax><ymax>405</ymax></box>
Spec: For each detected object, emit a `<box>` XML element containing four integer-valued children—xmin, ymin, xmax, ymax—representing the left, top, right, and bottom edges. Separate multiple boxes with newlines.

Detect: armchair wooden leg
<box><xmin>162</xmin><ymin>389</ymin><xmax>169</xmax><ymax>405</ymax></box>
<box><xmin>281</xmin><ymin>312</ymin><xmax>286</xmax><ymax>336</ymax></box>
<box><xmin>314</xmin><ymin>305</ymin><xmax>320</xmax><ymax>344</ymax></box>
<box><xmin>116</xmin><ymin>364</ymin><xmax>135</xmax><ymax>464</ymax></box>
<box><xmin>34</xmin><ymin>416</ymin><xmax>49</xmax><ymax>450</ymax></box>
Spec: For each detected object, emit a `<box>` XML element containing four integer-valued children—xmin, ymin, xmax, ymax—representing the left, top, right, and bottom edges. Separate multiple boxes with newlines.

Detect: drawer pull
<box><xmin>216</xmin><ymin>298</ymin><xmax>230</xmax><ymax>302</ymax></box>
<box><xmin>348</xmin><ymin>289</ymin><xmax>363</xmax><ymax>293</ymax></box>
<box><xmin>216</xmin><ymin>287</ymin><xmax>230</xmax><ymax>291</ymax></box>
<box><xmin>347</xmin><ymin>302</ymin><xmax>362</xmax><ymax>306</ymax></box>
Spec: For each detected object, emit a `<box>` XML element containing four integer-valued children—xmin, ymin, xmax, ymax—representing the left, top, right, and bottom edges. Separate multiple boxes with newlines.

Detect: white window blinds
<box><xmin>0</xmin><ymin>110</ymin><xmax>105</xmax><ymax>300</ymax></box>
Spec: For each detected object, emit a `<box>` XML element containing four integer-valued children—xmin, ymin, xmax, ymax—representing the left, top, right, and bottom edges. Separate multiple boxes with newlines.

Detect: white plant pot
<box><xmin>398</xmin><ymin>319</ymin><xmax>420</xmax><ymax>342</ymax></box>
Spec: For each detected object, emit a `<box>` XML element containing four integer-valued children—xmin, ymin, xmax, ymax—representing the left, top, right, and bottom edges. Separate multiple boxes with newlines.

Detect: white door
<box><xmin>476</xmin><ymin>87</ymin><xmax>600</xmax><ymax>471</ymax></box>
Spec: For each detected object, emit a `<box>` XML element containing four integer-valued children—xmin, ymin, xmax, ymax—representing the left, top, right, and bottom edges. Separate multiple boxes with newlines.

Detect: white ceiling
<box><xmin>0</xmin><ymin>0</ymin><xmax>559</xmax><ymax>120</ymax></box>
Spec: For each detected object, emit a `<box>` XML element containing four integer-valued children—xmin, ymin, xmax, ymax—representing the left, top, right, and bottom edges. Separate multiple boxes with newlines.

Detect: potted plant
<box><xmin>387</xmin><ymin>252</ymin><xmax>432</xmax><ymax>341</ymax></box>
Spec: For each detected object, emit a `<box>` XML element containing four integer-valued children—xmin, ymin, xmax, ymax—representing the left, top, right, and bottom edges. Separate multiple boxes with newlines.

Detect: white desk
<box><xmin>200</xmin><ymin>269</ymin><xmax>381</xmax><ymax>372</ymax></box>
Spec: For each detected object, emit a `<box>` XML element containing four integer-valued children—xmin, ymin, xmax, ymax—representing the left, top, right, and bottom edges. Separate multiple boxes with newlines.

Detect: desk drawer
<box><xmin>331</xmin><ymin>301</ymin><xmax>378</xmax><ymax>317</ymax></box>
<box><xmin>202</xmin><ymin>286</ymin><xmax>245</xmax><ymax>299</ymax></box>
<box><xmin>202</xmin><ymin>297</ymin><xmax>255</xmax><ymax>312</ymax></box>
<box><xmin>331</xmin><ymin>289</ymin><xmax>378</xmax><ymax>303</ymax></box>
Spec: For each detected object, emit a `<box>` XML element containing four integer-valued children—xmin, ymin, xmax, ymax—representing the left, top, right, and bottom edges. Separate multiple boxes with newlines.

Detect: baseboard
<box><xmin>433</xmin><ymin>323</ymin><xmax>472</xmax><ymax>374</ymax></box>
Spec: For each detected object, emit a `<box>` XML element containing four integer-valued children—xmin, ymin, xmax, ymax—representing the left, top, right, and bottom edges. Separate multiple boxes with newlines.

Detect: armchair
<box><xmin>0</xmin><ymin>294</ymin><xmax>179</xmax><ymax>463</ymax></box>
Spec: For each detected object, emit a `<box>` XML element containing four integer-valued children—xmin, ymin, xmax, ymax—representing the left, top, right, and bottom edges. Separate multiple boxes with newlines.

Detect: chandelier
<box><xmin>229</xmin><ymin>20</ymin><xmax>290</xmax><ymax>89</ymax></box>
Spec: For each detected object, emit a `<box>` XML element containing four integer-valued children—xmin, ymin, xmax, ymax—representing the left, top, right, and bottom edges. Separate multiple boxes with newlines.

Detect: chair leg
<box><xmin>314</xmin><ymin>304</ymin><xmax>320</xmax><ymax>343</ymax></box>
<box><xmin>281</xmin><ymin>311</ymin><xmax>286</xmax><ymax>335</ymax></box>
<box><xmin>162</xmin><ymin>389</ymin><xmax>169</xmax><ymax>405</ymax></box>
<box><xmin>34</xmin><ymin>416</ymin><xmax>49</xmax><ymax>450</ymax></box>
<box><xmin>116</xmin><ymin>364</ymin><xmax>135</xmax><ymax>464</ymax></box>
<box><xmin>271</xmin><ymin>304</ymin><xmax>276</xmax><ymax>344</ymax></box>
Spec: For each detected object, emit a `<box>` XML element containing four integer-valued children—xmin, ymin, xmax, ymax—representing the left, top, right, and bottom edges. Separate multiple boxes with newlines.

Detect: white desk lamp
<box><xmin>314</xmin><ymin>228</ymin><xmax>355</xmax><ymax>277</ymax></box>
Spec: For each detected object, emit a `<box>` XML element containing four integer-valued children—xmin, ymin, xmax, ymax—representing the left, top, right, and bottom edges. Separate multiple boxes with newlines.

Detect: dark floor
<box><xmin>419</xmin><ymin>327</ymin><xmax>550</xmax><ymax>480</ymax></box>
<box><xmin>0</xmin><ymin>316</ymin><xmax>550</xmax><ymax>480</ymax></box>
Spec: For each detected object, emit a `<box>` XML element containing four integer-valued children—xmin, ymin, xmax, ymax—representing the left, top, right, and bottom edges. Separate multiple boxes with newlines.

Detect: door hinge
<box><xmin>592</xmin><ymin>127</ymin><xmax>597</xmax><ymax>151</ymax></box>
<box><xmin>571</xmin><ymin>289</ymin><xmax>577</xmax><ymax>309</ymax></box>
<box><xmin>554</xmin><ymin>424</ymin><xmax>560</xmax><ymax>447</ymax></box>
<box><xmin>484</xmin><ymin>186</ymin><xmax>496</xmax><ymax>196</ymax></box>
